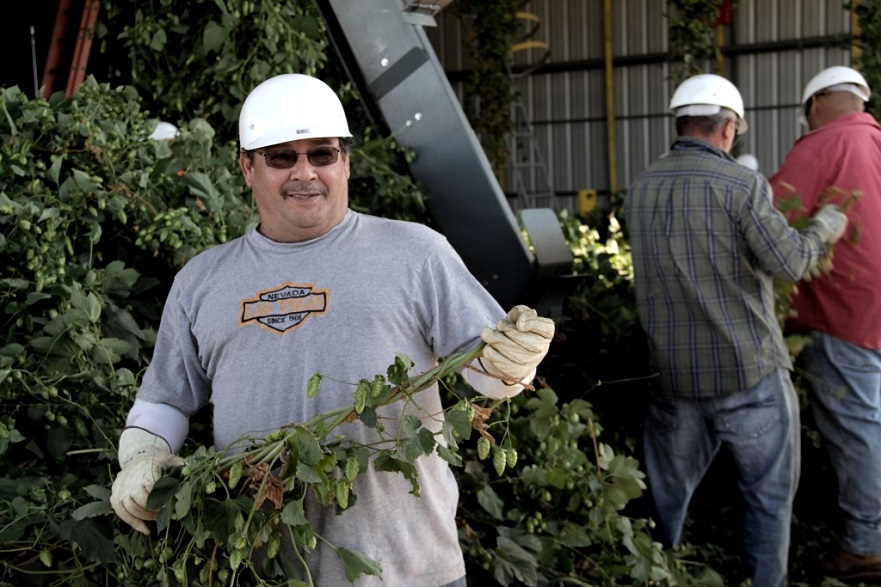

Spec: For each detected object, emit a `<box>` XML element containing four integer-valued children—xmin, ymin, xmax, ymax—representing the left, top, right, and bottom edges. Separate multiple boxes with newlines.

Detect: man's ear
<box><xmin>239</xmin><ymin>150</ymin><xmax>254</xmax><ymax>187</ymax></box>
<box><xmin>723</xmin><ymin>118</ymin><xmax>736</xmax><ymax>142</ymax></box>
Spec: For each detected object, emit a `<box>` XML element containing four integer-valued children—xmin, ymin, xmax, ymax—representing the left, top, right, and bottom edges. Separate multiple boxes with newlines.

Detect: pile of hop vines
<box><xmin>130</xmin><ymin>342</ymin><xmax>519</xmax><ymax>586</ymax></box>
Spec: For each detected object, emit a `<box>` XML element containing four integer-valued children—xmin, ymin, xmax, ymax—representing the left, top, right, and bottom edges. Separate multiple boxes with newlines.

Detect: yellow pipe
<box><xmin>852</xmin><ymin>0</ymin><xmax>862</xmax><ymax>68</ymax></box>
<box><xmin>604</xmin><ymin>0</ymin><xmax>618</xmax><ymax>194</ymax></box>
<box><xmin>716</xmin><ymin>23</ymin><xmax>726</xmax><ymax>76</ymax></box>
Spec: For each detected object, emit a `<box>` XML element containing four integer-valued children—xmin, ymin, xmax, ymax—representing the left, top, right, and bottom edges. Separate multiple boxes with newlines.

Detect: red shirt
<box><xmin>770</xmin><ymin>112</ymin><xmax>881</xmax><ymax>349</ymax></box>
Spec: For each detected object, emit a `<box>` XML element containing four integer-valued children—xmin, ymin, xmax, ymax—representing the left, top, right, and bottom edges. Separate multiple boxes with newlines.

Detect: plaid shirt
<box><xmin>623</xmin><ymin>137</ymin><xmax>830</xmax><ymax>399</ymax></box>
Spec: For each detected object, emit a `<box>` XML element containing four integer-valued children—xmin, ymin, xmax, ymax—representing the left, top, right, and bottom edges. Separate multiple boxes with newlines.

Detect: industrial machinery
<box><xmin>313</xmin><ymin>0</ymin><xmax>574</xmax><ymax>316</ymax></box>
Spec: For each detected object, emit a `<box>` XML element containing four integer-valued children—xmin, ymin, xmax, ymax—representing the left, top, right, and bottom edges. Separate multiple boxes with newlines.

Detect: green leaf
<box><xmin>0</xmin><ymin>518</ymin><xmax>28</xmax><ymax>542</ymax></box>
<box><xmin>11</xmin><ymin>495</ymin><xmax>29</xmax><ymax>516</ymax></box>
<box><xmin>491</xmin><ymin>535</ymin><xmax>540</xmax><ymax>587</ymax></box>
<box><xmin>443</xmin><ymin>407</ymin><xmax>472</xmax><ymax>440</ymax></box>
<box><xmin>202</xmin><ymin>21</ymin><xmax>228</xmax><ymax>54</ymax></box>
<box><xmin>293</xmin><ymin>426</ymin><xmax>323</xmax><ymax>465</ymax></box>
<box><xmin>400</xmin><ymin>414</ymin><xmax>422</xmax><ymax>435</ymax></box>
<box><xmin>70</xmin><ymin>168</ymin><xmax>101</xmax><ymax>193</ymax></box>
<box><xmin>295</xmin><ymin>462</ymin><xmax>323</xmax><ymax>484</ymax></box>
<box><xmin>359</xmin><ymin>405</ymin><xmax>378</xmax><ymax>428</ymax></box>
<box><xmin>404</xmin><ymin>428</ymin><xmax>436</xmax><ymax>461</ymax></box>
<box><xmin>105</xmin><ymin>307</ymin><xmax>145</xmax><ymax>340</ymax></box>
<box><xmin>173</xmin><ymin>480</ymin><xmax>193</xmax><ymax>519</ymax></box>
<box><xmin>546</xmin><ymin>467</ymin><xmax>568</xmax><ymax>489</ymax></box>
<box><xmin>58</xmin><ymin>518</ymin><xmax>116</xmax><ymax>563</ymax></box>
<box><xmin>0</xmin><ymin>343</ymin><xmax>25</xmax><ymax>357</ymax></box>
<box><xmin>281</xmin><ymin>499</ymin><xmax>309</xmax><ymax>527</ymax></box>
<box><xmin>72</xmin><ymin>500</ymin><xmax>111</xmax><ymax>520</ymax></box>
<box><xmin>435</xmin><ymin>443</ymin><xmax>462</xmax><ymax>466</ymax></box>
<box><xmin>46</xmin><ymin>154</ymin><xmax>63</xmax><ymax>185</ymax></box>
<box><xmin>557</xmin><ymin>521</ymin><xmax>593</xmax><ymax>548</ymax></box>
<box><xmin>336</xmin><ymin>547</ymin><xmax>383</xmax><ymax>583</ymax></box>
<box><xmin>149</xmin><ymin>27</ymin><xmax>168</xmax><ymax>51</ymax></box>
<box><xmin>476</xmin><ymin>484</ymin><xmax>504</xmax><ymax>520</ymax></box>
<box><xmin>386</xmin><ymin>352</ymin><xmax>413</xmax><ymax>384</ymax></box>
<box><xmin>26</xmin><ymin>291</ymin><xmax>52</xmax><ymax>306</ymax></box>
<box><xmin>147</xmin><ymin>474</ymin><xmax>181</xmax><ymax>510</ymax></box>
<box><xmin>604</xmin><ymin>484</ymin><xmax>629</xmax><ymax>510</ymax></box>
<box><xmin>84</xmin><ymin>484</ymin><xmax>111</xmax><ymax>500</ymax></box>
<box><xmin>90</xmin><ymin>337</ymin><xmax>133</xmax><ymax>365</ymax></box>
<box><xmin>37</xmin><ymin>207</ymin><xmax>61</xmax><ymax>223</ymax></box>
<box><xmin>0</xmin><ymin>278</ymin><xmax>29</xmax><ymax>290</ymax></box>
<box><xmin>104</xmin><ymin>260</ymin><xmax>140</xmax><ymax>292</ymax></box>
<box><xmin>374</xmin><ymin>453</ymin><xmax>419</xmax><ymax>495</ymax></box>
<box><xmin>47</xmin><ymin>426</ymin><xmax>73</xmax><ymax>460</ymax></box>
<box><xmin>203</xmin><ymin>497</ymin><xmax>239</xmax><ymax>541</ymax></box>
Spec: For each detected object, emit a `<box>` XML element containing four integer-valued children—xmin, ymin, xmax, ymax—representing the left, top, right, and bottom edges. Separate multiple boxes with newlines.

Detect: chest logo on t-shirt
<box><xmin>239</xmin><ymin>283</ymin><xmax>328</xmax><ymax>333</ymax></box>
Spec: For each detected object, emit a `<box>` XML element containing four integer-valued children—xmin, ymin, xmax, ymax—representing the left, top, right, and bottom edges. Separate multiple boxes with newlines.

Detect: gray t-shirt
<box><xmin>136</xmin><ymin>209</ymin><xmax>505</xmax><ymax>586</ymax></box>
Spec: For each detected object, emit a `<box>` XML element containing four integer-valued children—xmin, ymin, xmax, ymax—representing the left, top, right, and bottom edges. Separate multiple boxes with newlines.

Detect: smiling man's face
<box><xmin>240</xmin><ymin>137</ymin><xmax>350</xmax><ymax>243</ymax></box>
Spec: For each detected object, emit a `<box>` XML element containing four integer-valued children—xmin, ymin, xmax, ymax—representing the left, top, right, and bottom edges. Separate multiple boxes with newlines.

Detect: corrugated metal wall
<box><xmin>425</xmin><ymin>0</ymin><xmax>855</xmax><ymax>211</ymax></box>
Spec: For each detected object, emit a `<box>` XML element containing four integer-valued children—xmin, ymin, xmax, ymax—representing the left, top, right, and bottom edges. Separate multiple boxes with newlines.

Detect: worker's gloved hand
<box><xmin>480</xmin><ymin>305</ymin><xmax>555</xmax><ymax>384</ymax></box>
<box><xmin>110</xmin><ymin>427</ymin><xmax>184</xmax><ymax>535</ymax></box>
<box><xmin>810</xmin><ymin>204</ymin><xmax>848</xmax><ymax>244</ymax></box>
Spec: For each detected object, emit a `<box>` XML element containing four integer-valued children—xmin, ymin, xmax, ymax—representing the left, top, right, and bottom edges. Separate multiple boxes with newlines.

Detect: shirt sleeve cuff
<box><xmin>125</xmin><ymin>398</ymin><xmax>190</xmax><ymax>453</ymax></box>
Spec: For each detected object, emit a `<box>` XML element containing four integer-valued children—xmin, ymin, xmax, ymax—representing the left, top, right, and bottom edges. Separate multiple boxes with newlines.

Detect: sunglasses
<box><xmin>255</xmin><ymin>146</ymin><xmax>341</xmax><ymax>169</ymax></box>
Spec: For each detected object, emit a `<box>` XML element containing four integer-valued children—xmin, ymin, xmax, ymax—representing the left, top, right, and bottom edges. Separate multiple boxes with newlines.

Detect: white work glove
<box><xmin>110</xmin><ymin>427</ymin><xmax>184</xmax><ymax>535</ymax></box>
<box><xmin>479</xmin><ymin>305</ymin><xmax>555</xmax><ymax>384</ymax></box>
<box><xmin>809</xmin><ymin>204</ymin><xmax>848</xmax><ymax>245</ymax></box>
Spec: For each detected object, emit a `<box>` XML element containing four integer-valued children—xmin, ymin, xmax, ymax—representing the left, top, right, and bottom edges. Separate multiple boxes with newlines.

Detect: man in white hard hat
<box><xmin>770</xmin><ymin>65</ymin><xmax>881</xmax><ymax>583</ymax></box>
<box><xmin>623</xmin><ymin>73</ymin><xmax>848</xmax><ymax>587</ymax></box>
<box><xmin>108</xmin><ymin>73</ymin><xmax>555</xmax><ymax>586</ymax></box>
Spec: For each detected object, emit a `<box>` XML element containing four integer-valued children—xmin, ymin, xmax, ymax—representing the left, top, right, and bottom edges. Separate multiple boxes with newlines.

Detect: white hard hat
<box><xmin>239</xmin><ymin>74</ymin><xmax>352</xmax><ymax>150</ymax></box>
<box><xmin>670</xmin><ymin>73</ymin><xmax>748</xmax><ymax>134</ymax></box>
<box><xmin>149</xmin><ymin>121</ymin><xmax>179</xmax><ymax>141</ymax></box>
<box><xmin>801</xmin><ymin>66</ymin><xmax>870</xmax><ymax>106</ymax></box>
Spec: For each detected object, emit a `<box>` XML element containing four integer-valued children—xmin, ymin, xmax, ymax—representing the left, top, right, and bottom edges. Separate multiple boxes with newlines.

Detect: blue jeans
<box><xmin>800</xmin><ymin>331</ymin><xmax>881</xmax><ymax>557</ymax></box>
<box><xmin>643</xmin><ymin>368</ymin><xmax>800</xmax><ymax>587</ymax></box>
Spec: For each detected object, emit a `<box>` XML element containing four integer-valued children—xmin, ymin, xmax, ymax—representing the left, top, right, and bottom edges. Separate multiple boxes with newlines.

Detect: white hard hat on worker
<box><xmin>239</xmin><ymin>73</ymin><xmax>353</xmax><ymax>150</ymax></box>
<box><xmin>802</xmin><ymin>65</ymin><xmax>870</xmax><ymax>105</ymax></box>
<box><xmin>799</xmin><ymin>65</ymin><xmax>870</xmax><ymax>126</ymax></box>
<box><xmin>669</xmin><ymin>73</ymin><xmax>748</xmax><ymax>135</ymax></box>
<box><xmin>238</xmin><ymin>73</ymin><xmax>354</xmax><ymax>245</ymax></box>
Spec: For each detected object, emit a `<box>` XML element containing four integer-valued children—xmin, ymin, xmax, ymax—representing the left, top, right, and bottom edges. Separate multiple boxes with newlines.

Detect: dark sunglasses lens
<box><xmin>261</xmin><ymin>148</ymin><xmax>339</xmax><ymax>168</ymax></box>
<box><xmin>307</xmin><ymin>148</ymin><xmax>339</xmax><ymax>166</ymax></box>
<box><xmin>264</xmin><ymin>151</ymin><xmax>298</xmax><ymax>168</ymax></box>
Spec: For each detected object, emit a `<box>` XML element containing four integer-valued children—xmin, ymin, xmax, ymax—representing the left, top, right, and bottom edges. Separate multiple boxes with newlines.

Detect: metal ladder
<box><xmin>505</xmin><ymin>9</ymin><xmax>557</xmax><ymax>212</ymax></box>
<box><xmin>507</xmin><ymin>84</ymin><xmax>556</xmax><ymax>211</ymax></box>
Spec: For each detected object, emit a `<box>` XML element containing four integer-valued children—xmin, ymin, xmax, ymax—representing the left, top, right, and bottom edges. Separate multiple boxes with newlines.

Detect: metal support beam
<box><xmin>314</xmin><ymin>0</ymin><xmax>555</xmax><ymax>310</ymax></box>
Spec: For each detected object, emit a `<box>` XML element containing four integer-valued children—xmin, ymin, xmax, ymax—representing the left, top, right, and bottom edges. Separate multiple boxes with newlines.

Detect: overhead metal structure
<box><xmin>313</xmin><ymin>0</ymin><xmax>573</xmax><ymax>313</ymax></box>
